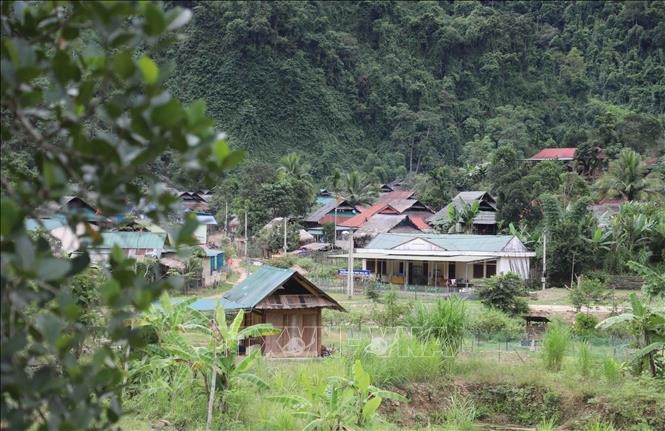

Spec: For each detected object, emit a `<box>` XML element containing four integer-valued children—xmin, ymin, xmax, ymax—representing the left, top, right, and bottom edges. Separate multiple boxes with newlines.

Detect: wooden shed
<box><xmin>221</xmin><ymin>265</ymin><xmax>345</xmax><ymax>358</ymax></box>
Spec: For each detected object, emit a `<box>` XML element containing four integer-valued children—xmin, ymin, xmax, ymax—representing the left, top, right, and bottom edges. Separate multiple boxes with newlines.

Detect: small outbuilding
<box><xmin>189</xmin><ymin>265</ymin><xmax>345</xmax><ymax>357</ymax></box>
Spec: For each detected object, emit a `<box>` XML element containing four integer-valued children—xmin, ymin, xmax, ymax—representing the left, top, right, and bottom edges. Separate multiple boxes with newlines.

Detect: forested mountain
<box><xmin>165</xmin><ymin>1</ymin><xmax>665</xmax><ymax>181</ymax></box>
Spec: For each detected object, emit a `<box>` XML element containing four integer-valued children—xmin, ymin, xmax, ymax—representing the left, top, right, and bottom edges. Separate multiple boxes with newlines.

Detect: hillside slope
<box><xmin>166</xmin><ymin>1</ymin><xmax>665</xmax><ymax>178</ymax></box>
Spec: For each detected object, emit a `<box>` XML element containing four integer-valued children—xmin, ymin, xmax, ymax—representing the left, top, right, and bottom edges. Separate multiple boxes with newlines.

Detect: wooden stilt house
<box><xmin>191</xmin><ymin>265</ymin><xmax>345</xmax><ymax>358</ymax></box>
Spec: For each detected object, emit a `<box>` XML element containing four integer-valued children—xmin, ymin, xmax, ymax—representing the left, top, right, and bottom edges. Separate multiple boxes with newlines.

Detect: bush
<box><xmin>469</xmin><ymin>307</ymin><xmax>524</xmax><ymax>341</ymax></box>
<box><xmin>569</xmin><ymin>276</ymin><xmax>609</xmax><ymax>312</ymax></box>
<box><xmin>542</xmin><ymin>320</ymin><xmax>571</xmax><ymax>372</ymax></box>
<box><xmin>477</xmin><ymin>272</ymin><xmax>529</xmax><ymax>316</ymax></box>
<box><xmin>574</xmin><ymin>313</ymin><xmax>599</xmax><ymax>337</ymax></box>
<box><xmin>377</xmin><ymin>288</ymin><xmax>412</xmax><ymax>326</ymax></box>
<box><xmin>407</xmin><ymin>296</ymin><xmax>468</xmax><ymax>356</ymax></box>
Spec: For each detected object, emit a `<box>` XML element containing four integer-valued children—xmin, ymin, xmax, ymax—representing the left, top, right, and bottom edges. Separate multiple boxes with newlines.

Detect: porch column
<box><xmin>434</xmin><ymin>262</ymin><xmax>438</xmax><ymax>287</ymax></box>
<box><xmin>374</xmin><ymin>258</ymin><xmax>377</xmax><ymax>278</ymax></box>
<box><xmin>404</xmin><ymin>261</ymin><xmax>408</xmax><ymax>289</ymax></box>
<box><xmin>483</xmin><ymin>260</ymin><xmax>487</xmax><ymax>278</ymax></box>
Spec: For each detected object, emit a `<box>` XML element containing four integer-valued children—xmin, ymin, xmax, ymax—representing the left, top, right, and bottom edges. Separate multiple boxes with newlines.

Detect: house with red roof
<box><xmin>338</xmin><ymin>190</ymin><xmax>434</xmax><ymax>246</ymax></box>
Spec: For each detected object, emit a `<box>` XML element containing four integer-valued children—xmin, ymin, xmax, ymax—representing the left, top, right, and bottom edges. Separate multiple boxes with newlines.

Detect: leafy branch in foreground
<box><xmin>1</xmin><ymin>2</ymin><xmax>243</xmax><ymax>429</ymax></box>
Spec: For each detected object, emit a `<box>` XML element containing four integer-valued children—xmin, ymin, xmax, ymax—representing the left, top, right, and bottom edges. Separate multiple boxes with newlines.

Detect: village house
<box><xmin>88</xmin><ymin>231</ymin><xmax>168</xmax><ymax>264</ymax></box>
<box><xmin>338</xmin><ymin>190</ymin><xmax>434</xmax><ymax>246</ymax></box>
<box><xmin>428</xmin><ymin>191</ymin><xmax>498</xmax><ymax>234</ymax></box>
<box><xmin>303</xmin><ymin>198</ymin><xmax>363</xmax><ymax>241</ymax></box>
<box><xmin>186</xmin><ymin>265</ymin><xmax>345</xmax><ymax>357</ymax></box>
<box><xmin>352</xmin><ymin>232</ymin><xmax>535</xmax><ymax>287</ymax></box>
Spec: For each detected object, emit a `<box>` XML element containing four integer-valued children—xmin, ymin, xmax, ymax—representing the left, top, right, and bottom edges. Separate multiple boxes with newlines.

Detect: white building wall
<box><xmin>497</xmin><ymin>257</ymin><xmax>530</xmax><ymax>279</ymax></box>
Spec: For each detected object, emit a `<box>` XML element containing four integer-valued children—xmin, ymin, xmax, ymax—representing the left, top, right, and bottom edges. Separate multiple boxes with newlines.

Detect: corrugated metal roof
<box><xmin>364</xmin><ymin>233</ymin><xmax>517</xmax><ymax>252</ymax></box>
<box><xmin>223</xmin><ymin>266</ymin><xmax>296</xmax><ymax>308</ymax></box>
<box><xmin>25</xmin><ymin>217</ymin><xmax>67</xmax><ymax>232</ymax></box>
<box><xmin>304</xmin><ymin>199</ymin><xmax>359</xmax><ymax>223</ymax></box>
<box><xmin>221</xmin><ymin>265</ymin><xmax>344</xmax><ymax>311</ymax></box>
<box><xmin>99</xmin><ymin>232</ymin><xmax>167</xmax><ymax>249</ymax></box>
<box><xmin>527</xmin><ymin>148</ymin><xmax>577</xmax><ymax>161</ymax></box>
<box><xmin>340</xmin><ymin>191</ymin><xmax>416</xmax><ymax>228</ymax></box>
<box><xmin>429</xmin><ymin>191</ymin><xmax>497</xmax><ymax>225</ymax></box>
<box><xmin>196</xmin><ymin>214</ymin><xmax>218</xmax><ymax>225</ymax></box>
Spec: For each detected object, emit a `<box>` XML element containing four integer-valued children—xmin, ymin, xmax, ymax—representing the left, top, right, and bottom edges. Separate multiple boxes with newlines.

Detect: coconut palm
<box><xmin>594</xmin><ymin>148</ymin><xmax>664</xmax><ymax>201</ymax></box>
<box><xmin>338</xmin><ymin>170</ymin><xmax>378</xmax><ymax>206</ymax></box>
<box><xmin>596</xmin><ymin>293</ymin><xmax>665</xmax><ymax>377</ymax></box>
<box><xmin>278</xmin><ymin>152</ymin><xmax>313</xmax><ymax>184</ymax></box>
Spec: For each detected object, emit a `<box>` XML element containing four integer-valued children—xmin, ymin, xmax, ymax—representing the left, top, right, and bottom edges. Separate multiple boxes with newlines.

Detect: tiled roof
<box><xmin>339</xmin><ymin>191</ymin><xmax>417</xmax><ymax>228</ymax></box>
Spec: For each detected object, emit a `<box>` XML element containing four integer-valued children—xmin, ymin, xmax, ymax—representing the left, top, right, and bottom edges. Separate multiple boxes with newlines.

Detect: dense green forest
<box><xmin>165</xmin><ymin>0</ymin><xmax>664</xmax><ymax>181</ymax></box>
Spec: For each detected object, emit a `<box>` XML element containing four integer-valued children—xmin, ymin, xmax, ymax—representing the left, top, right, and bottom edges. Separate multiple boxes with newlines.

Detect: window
<box><xmin>486</xmin><ymin>261</ymin><xmax>497</xmax><ymax>277</ymax></box>
<box><xmin>473</xmin><ymin>263</ymin><xmax>484</xmax><ymax>278</ymax></box>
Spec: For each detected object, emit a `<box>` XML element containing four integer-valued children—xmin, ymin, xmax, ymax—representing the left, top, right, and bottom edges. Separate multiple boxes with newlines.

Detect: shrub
<box><xmin>477</xmin><ymin>272</ymin><xmax>529</xmax><ymax>316</ymax></box>
<box><xmin>407</xmin><ymin>296</ymin><xmax>468</xmax><ymax>356</ymax></box>
<box><xmin>569</xmin><ymin>276</ymin><xmax>609</xmax><ymax>312</ymax></box>
<box><xmin>469</xmin><ymin>307</ymin><xmax>524</xmax><ymax>341</ymax></box>
<box><xmin>542</xmin><ymin>320</ymin><xmax>571</xmax><ymax>372</ymax></box>
<box><xmin>377</xmin><ymin>288</ymin><xmax>412</xmax><ymax>326</ymax></box>
<box><xmin>574</xmin><ymin>313</ymin><xmax>599</xmax><ymax>337</ymax></box>
<box><xmin>577</xmin><ymin>342</ymin><xmax>593</xmax><ymax>378</ymax></box>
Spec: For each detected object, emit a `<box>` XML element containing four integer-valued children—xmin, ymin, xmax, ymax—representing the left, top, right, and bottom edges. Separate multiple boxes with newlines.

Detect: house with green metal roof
<box><xmin>215</xmin><ymin>265</ymin><xmax>344</xmax><ymax>358</ymax></box>
<box><xmin>88</xmin><ymin>231</ymin><xmax>167</xmax><ymax>264</ymax></box>
<box><xmin>352</xmin><ymin>232</ymin><xmax>535</xmax><ymax>287</ymax></box>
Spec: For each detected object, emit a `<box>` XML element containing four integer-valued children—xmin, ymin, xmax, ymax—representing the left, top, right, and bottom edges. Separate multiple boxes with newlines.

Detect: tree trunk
<box><xmin>206</xmin><ymin>320</ymin><xmax>218</xmax><ymax>431</ymax></box>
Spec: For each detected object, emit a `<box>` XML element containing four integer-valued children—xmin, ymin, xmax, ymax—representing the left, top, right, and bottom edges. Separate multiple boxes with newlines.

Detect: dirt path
<box><xmin>528</xmin><ymin>303</ymin><xmax>623</xmax><ymax>321</ymax></box>
<box><xmin>205</xmin><ymin>258</ymin><xmax>248</xmax><ymax>298</ymax></box>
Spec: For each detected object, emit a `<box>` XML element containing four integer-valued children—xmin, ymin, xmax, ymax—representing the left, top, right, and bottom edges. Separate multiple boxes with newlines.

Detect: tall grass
<box><xmin>602</xmin><ymin>356</ymin><xmax>621</xmax><ymax>383</ymax></box>
<box><xmin>577</xmin><ymin>342</ymin><xmax>593</xmax><ymax>377</ymax></box>
<box><xmin>407</xmin><ymin>295</ymin><xmax>467</xmax><ymax>357</ymax></box>
<box><xmin>443</xmin><ymin>393</ymin><xmax>477</xmax><ymax>431</ymax></box>
<box><xmin>536</xmin><ymin>418</ymin><xmax>558</xmax><ymax>431</ymax></box>
<box><xmin>542</xmin><ymin>320</ymin><xmax>571</xmax><ymax>372</ymax></box>
<box><xmin>584</xmin><ymin>418</ymin><xmax>617</xmax><ymax>431</ymax></box>
<box><xmin>347</xmin><ymin>333</ymin><xmax>443</xmax><ymax>385</ymax></box>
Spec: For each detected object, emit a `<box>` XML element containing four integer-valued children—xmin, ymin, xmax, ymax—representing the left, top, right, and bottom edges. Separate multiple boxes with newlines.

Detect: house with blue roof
<box><xmin>351</xmin><ymin>233</ymin><xmax>536</xmax><ymax>287</ymax></box>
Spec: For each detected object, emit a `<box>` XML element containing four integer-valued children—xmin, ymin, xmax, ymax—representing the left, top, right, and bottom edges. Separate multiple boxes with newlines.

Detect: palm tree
<box><xmin>596</xmin><ymin>293</ymin><xmax>665</xmax><ymax>377</ymax></box>
<box><xmin>278</xmin><ymin>152</ymin><xmax>313</xmax><ymax>184</ymax></box>
<box><xmin>594</xmin><ymin>148</ymin><xmax>664</xmax><ymax>201</ymax></box>
<box><xmin>338</xmin><ymin>170</ymin><xmax>378</xmax><ymax>206</ymax></box>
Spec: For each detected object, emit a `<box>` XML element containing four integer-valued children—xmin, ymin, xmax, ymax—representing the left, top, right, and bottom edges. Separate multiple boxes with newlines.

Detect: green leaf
<box><xmin>230</xmin><ymin>309</ymin><xmax>244</xmax><ymax>337</ymax></box>
<box><xmin>35</xmin><ymin>313</ymin><xmax>67</xmax><ymax>345</ymax></box>
<box><xmin>52</xmin><ymin>50</ymin><xmax>81</xmax><ymax>84</ymax></box>
<box><xmin>353</xmin><ymin>359</ymin><xmax>370</xmax><ymax>395</ymax></box>
<box><xmin>212</xmin><ymin>139</ymin><xmax>230</xmax><ymax>161</ymax></box>
<box><xmin>137</xmin><ymin>55</ymin><xmax>159</xmax><ymax>85</ymax></box>
<box><xmin>362</xmin><ymin>396</ymin><xmax>382</xmax><ymax>419</ymax></box>
<box><xmin>111</xmin><ymin>50</ymin><xmax>134</xmax><ymax>79</ymax></box>
<box><xmin>0</xmin><ymin>198</ymin><xmax>21</xmax><ymax>237</ymax></box>
<box><xmin>235</xmin><ymin>372</ymin><xmax>269</xmax><ymax>389</ymax></box>
<box><xmin>144</xmin><ymin>3</ymin><xmax>166</xmax><ymax>36</ymax></box>
<box><xmin>215</xmin><ymin>301</ymin><xmax>227</xmax><ymax>338</ymax></box>
<box><xmin>36</xmin><ymin>258</ymin><xmax>71</xmax><ymax>281</ymax></box>
<box><xmin>151</xmin><ymin>98</ymin><xmax>183</xmax><ymax>128</ymax></box>
<box><xmin>159</xmin><ymin>291</ymin><xmax>173</xmax><ymax>316</ymax></box>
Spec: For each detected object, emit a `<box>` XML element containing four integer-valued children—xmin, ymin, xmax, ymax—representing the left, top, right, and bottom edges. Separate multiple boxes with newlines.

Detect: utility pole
<box><xmin>224</xmin><ymin>201</ymin><xmax>228</xmax><ymax>235</ymax></box>
<box><xmin>283</xmin><ymin>216</ymin><xmax>288</xmax><ymax>255</ymax></box>
<box><xmin>333</xmin><ymin>206</ymin><xmax>337</xmax><ymax>248</ymax></box>
<box><xmin>244</xmin><ymin>210</ymin><xmax>248</xmax><ymax>262</ymax></box>
<box><xmin>541</xmin><ymin>230</ymin><xmax>547</xmax><ymax>291</ymax></box>
<box><xmin>347</xmin><ymin>233</ymin><xmax>354</xmax><ymax>300</ymax></box>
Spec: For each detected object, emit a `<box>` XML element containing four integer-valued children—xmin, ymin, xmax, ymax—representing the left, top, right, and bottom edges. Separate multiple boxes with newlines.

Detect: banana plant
<box><xmin>160</xmin><ymin>301</ymin><xmax>279</xmax><ymax>411</ymax></box>
<box><xmin>271</xmin><ymin>360</ymin><xmax>406</xmax><ymax>430</ymax></box>
<box><xmin>136</xmin><ymin>291</ymin><xmax>207</xmax><ymax>344</ymax></box>
<box><xmin>596</xmin><ymin>293</ymin><xmax>665</xmax><ymax>377</ymax></box>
